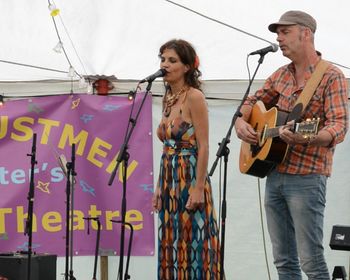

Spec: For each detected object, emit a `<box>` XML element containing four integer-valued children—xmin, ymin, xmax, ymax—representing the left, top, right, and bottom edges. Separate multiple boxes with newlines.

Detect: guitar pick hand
<box><xmin>235</xmin><ymin>117</ymin><xmax>258</xmax><ymax>145</ymax></box>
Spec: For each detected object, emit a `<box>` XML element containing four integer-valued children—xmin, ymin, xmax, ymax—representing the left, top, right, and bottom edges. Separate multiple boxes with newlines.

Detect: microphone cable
<box><xmin>257</xmin><ymin>178</ymin><xmax>272</xmax><ymax>280</ymax></box>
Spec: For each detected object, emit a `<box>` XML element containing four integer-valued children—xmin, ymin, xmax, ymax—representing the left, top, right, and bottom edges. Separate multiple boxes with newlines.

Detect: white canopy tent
<box><xmin>1</xmin><ymin>0</ymin><xmax>350</xmax><ymax>82</ymax></box>
<box><xmin>1</xmin><ymin>1</ymin><xmax>349</xmax><ymax>279</ymax></box>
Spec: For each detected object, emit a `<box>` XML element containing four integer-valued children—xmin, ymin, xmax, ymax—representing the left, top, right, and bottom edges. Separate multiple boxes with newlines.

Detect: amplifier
<box><xmin>0</xmin><ymin>253</ymin><xmax>56</xmax><ymax>280</ymax></box>
<box><xmin>329</xmin><ymin>225</ymin><xmax>350</xmax><ymax>251</ymax></box>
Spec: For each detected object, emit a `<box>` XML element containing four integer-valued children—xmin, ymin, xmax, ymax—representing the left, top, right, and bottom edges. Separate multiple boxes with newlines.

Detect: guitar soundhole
<box><xmin>250</xmin><ymin>144</ymin><xmax>261</xmax><ymax>157</ymax></box>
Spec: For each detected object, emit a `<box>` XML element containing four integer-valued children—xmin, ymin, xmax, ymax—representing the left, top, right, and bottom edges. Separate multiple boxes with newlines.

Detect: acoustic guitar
<box><xmin>239</xmin><ymin>101</ymin><xmax>319</xmax><ymax>178</ymax></box>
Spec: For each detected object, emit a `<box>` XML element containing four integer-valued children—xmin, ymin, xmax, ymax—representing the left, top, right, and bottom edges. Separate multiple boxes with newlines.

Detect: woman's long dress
<box><xmin>156</xmin><ymin>115</ymin><xmax>221</xmax><ymax>280</ymax></box>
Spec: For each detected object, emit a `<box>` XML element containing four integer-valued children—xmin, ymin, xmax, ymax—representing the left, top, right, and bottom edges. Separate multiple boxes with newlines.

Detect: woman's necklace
<box><xmin>163</xmin><ymin>87</ymin><xmax>187</xmax><ymax>117</ymax></box>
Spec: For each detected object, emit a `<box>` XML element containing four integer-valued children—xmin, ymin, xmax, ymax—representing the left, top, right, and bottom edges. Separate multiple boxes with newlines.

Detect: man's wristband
<box><xmin>305</xmin><ymin>135</ymin><xmax>316</xmax><ymax>146</ymax></box>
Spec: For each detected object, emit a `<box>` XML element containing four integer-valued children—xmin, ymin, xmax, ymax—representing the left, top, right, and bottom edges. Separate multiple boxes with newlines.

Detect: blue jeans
<box><xmin>265</xmin><ymin>170</ymin><xmax>330</xmax><ymax>280</ymax></box>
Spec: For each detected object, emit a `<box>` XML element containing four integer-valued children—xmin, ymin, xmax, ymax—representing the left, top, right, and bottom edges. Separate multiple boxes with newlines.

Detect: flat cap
<box><xmin>268</xmin><ymin>10</ymin><xmax>317</xmax><ymax>33</ymax></box>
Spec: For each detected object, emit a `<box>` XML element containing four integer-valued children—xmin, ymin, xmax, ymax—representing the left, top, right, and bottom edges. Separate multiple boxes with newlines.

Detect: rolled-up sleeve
<box><xmin>323</xmin><ymin>72</ymin><xmax>349</xmax><ymax>147</ymax></box>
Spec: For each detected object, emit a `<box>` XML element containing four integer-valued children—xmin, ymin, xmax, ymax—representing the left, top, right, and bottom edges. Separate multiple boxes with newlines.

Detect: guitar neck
<box><xmin>265</xmin><ymin>118</ymin><xmax>319</xmax><ymax>140</ymax></box>
<box><xmin>265</xmin><ymin>126</ymin><xmax>281</xmax><ymax>139</ymax></box>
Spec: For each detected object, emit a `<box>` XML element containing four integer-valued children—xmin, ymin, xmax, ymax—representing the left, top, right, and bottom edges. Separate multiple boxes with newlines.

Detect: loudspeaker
<box><xmin>332</xmin><ymin>266</ymin><xmax>347</xmax><ymax>279</ymax></box>
<box><xmin>0</xmin><ymin>253</ymin><xmax>56</xmax><ymax>280</ymax></box>
<box><xmin>330</xmin><ymin>225</ymin><xmax>350</xmax><ymax>251</ymax></box>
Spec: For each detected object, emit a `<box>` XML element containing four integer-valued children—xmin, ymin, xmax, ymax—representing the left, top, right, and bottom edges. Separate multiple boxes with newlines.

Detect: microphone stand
<box><xmin>69</xmin><ymin>144</ymin><xmax>77</xmax><ymax>280</ymax></box>
<box><xmin>24</xmin><ymin>133</ymin><xmax>38</xmax><ymax>280</ymax></box>
<box><xmin>108</xmin><ymin>81</ymin><xmax>152</xmax><ymax>280</ymax></box>
<box><xmin>208</xmin><ymin>54</ymin><xmax>267</xmax><ymax>279</ymax></box>
<box><xmin>110</xmin><ymin>220</ymin><xmax>134</xmax><ymax>280</ymax></box>
<box><xmin>83</xmin><ymin>217</ymin><xmax>102</xmax><ymax>280</ymax></box>
<box><xmin>65</xmin><ymin>144</ymin><xmax>77</xmax><ymax>280</ymax></box>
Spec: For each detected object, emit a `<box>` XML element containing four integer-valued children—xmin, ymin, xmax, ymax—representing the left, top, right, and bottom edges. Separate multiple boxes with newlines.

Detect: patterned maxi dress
<box><xmin>156</xmin><ymin>112</ymin><xmax>221</xmax><ymax>280</ymax></box>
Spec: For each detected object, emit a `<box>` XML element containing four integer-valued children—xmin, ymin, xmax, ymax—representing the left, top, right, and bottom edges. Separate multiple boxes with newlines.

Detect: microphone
<box><xmin>249</xmin><ymin>44</ymin><xmax>279</xmax><ymax>56</ymax></box>
<box><xmin>139</xmin><ymin>69</ymin><xmax>167</xmax><ymax>83</ymax></box>
<box><xmin>58</xmin><ymin>154</ymin><xmax>76</xmax><ymax>184</ymax></box>
<box><xmin>58</xmin><ymin>154</ymin><xmax>68</xmax><ymax>177</ymax></box>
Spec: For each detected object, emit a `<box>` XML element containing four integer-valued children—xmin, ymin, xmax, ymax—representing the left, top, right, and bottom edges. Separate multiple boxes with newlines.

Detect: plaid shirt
<box><xmin>245</xmin><ymin>59</ymin><xmax>349</xmax><ymax>176</ymax></box>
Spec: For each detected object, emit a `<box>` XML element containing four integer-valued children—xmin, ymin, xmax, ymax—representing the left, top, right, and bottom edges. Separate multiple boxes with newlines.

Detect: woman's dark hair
<box><xmin>159</xmin><ymin>39</ymin><xmax>202</xmax><ymax>89</ymax></box>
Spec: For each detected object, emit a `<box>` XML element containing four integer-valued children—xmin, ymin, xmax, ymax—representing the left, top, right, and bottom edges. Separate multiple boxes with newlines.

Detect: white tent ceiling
<box><xmin>1</xmin><ymin>0</ymin><xmax>350</xmax><ymax>83</ymax></box>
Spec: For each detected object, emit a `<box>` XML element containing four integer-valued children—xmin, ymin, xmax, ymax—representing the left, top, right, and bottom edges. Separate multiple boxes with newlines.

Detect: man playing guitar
<box><xmin>235</xmin><ymin>10</ymin><xmax>349</xmax><ymax>280</ymax></box>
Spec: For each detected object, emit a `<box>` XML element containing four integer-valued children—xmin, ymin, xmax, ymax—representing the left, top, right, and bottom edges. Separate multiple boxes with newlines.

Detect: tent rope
<box><xmin>165</xmin><ymin>0</ymin><xmax>350</xmax><ymax>71</ymax></box>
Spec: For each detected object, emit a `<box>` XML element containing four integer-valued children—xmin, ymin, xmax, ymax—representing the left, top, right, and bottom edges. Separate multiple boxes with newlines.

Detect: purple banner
<box><xmin>0</xmin><ymin>94</ymin><xmax>155</xmax><ymax>256</ymax></box>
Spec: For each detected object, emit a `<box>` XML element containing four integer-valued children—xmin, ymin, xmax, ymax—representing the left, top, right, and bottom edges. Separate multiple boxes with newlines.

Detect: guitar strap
<box><xmin>287</xmin><ymin>59</ymin><xmax>330</xmax><ymax>121</ymax></box>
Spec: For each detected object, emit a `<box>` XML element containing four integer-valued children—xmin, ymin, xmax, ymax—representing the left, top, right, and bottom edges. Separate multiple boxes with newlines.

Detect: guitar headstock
<box><xmin>295</xmin><ymin>118</ymin><xmax>320</xmax><ymax>137</ymax></box>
